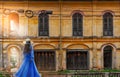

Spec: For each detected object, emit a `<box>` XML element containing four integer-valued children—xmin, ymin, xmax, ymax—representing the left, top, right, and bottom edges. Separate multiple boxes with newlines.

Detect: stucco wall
<box><xmin>0</xmin><ymin>1</ymin><xmax>120</xmax><ymax>71</ymax></box>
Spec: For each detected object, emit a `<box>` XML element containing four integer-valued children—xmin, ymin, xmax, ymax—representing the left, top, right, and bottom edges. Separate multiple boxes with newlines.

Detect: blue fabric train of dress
<box><xmin>14</xmin><ymin>45</ymin><xmax>41</xmax><ymax>77</ymax></box>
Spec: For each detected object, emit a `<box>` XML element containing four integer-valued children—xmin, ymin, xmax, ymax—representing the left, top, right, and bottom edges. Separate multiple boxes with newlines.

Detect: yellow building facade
<box><xmin>0</xmin><ymin>0</ymin><xmax>120</xmax><ymax>72</ymax></box>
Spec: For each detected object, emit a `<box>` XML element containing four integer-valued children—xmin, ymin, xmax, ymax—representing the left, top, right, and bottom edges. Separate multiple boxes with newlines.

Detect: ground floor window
<box><xmin>66</xmin><ymin>50</ymin><xmax>89</xmax><ymax>70</ymax></box>
<box><xmin>34</xmin><ymin>50</ymin><xmax>56</xmax><ymax>71</ymax></box>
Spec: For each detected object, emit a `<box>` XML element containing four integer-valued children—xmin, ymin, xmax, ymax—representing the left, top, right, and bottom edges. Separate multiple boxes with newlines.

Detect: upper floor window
<box><xmin>38</xmin><ymin>11</ymin><xmax>49</xmax><ymax>36</ymax></box>
<box><xmin>103</xmin><ymin>12</ymin><xmax>113</xmax><ymax>36</ymax></box>
<box><xmin>9</xmin><ymin>12</ymin><xmax>19</xmax><ymax>36</ymax></box>
<box><xmin>72</xmin><ymin>13</ymin><xmax>83</xmax><ymax>36</ymax></box>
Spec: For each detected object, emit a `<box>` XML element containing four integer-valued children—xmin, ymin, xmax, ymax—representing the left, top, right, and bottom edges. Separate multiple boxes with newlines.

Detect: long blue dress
<box><xmin>14</xmin><ymin>45</ymin><xmax>41</xmax><ymax>77</ymax></box>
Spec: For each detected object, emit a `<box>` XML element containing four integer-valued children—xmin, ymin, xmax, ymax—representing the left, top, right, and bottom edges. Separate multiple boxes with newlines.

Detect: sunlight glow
<box><xmin>10</xmin><ymin>20</ymin><xmax>16</xmax><ymax>31</ymax></box>
<box><xmin>10</xmin><ymin>47</ymin><xmax>19</xmax><ymax>67</ymax></box>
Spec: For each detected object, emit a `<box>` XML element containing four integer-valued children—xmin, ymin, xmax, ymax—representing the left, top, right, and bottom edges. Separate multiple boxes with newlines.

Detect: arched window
<box><xmin>9</xmin><ymin>12</ymin><xmax>19</xmax><ymax>36</ymax></box>
<box><xmin>72</xmin><ymin>13</ymin><xmax>83</xmax><ymax>36</ymax></box>
<box><xmin>38</xmin><ymin>12</ymin><xmax>49</xmax><ymax>36</ymax></box>
<box><xmin>8</xmin><ymin>47</ymin><xmax>20</xmax><ymax>72</ymax></box>
<box><xmin>103</xmin><ymin>12</ymin><xmax>113</xmax><ymax>36</ymax></box>
<box><xmin>103</xmin><ymin>46</ymin><xmax>112</xmax><ymax>69</ymax></box>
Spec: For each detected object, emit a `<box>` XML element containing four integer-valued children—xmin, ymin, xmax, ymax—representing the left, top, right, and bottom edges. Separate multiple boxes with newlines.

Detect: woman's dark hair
<box><xmin>23</xmin><ymin>40</ymin><xmax>31</xmax><ymax>53</ymax></box>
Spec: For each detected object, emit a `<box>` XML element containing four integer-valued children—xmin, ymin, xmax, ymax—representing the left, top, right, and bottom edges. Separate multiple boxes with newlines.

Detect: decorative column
<box><xmin>89</xmin><ymin>48</ymin><xmax>93</xmax><ymax>70</ymax></box>
<box><xmin>0</xmin><ymin>44</ymin><xmax>2</xmax><ymax>68</ymax></box>
<box><xmin>57</xmin><ymin>49</ymin><xmax>63</xmax><ymax>71</ymax></box>
<box><xmin>92</xmin><ymin>42</ymin><xmax>98</xmax><ymax>70</ymax></box>
<box><xmin>62</xmin><ymin>49</ymin><xmax>66</xmax><ymax>70</ymax></box>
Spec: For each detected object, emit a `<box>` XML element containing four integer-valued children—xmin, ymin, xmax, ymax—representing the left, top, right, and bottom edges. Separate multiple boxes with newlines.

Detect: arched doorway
<box><xmin>8</xmin><ymin>46</ymin><xmax>20</xmax><ymax>72</ymax></box>
<box><xmin>103</xmin><ymin>46</ymin><xmax>112</xmax><ymax>69</ymax></box>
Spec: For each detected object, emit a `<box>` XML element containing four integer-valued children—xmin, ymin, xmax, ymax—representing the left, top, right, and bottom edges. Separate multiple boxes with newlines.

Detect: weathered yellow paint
<box><xmin>1</xmin><ymin>1</ymin><xmax>120</xmax><ymax>71</ymax></box>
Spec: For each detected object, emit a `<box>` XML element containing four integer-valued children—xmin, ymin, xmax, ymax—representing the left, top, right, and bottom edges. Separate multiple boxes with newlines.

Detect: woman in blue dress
<box><xmin>14</xmin><ymin>39</ymin><xmax>41</xmax><ymax>77</ymax></box>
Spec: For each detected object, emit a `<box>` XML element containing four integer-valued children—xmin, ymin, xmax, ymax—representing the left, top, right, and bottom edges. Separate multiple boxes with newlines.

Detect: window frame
<box><xmin>72</xmin><ymin>12</ymin><xmax>83</xmax><ymax>37</ymax></box>
<box><xmin>38</xmin><ymin>13</ymin><xmax>49</xmax><ymax>36</ymax></box>
<box><xmin>103</xmin><ymin>12</ymin><xmax>113</xmax><ymax>36</ymax></box>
